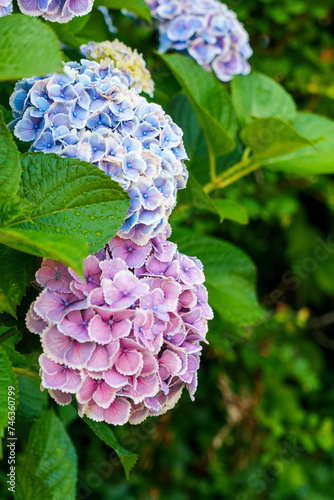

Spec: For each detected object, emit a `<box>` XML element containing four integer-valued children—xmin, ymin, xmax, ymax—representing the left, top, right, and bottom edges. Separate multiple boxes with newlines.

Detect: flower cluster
<box><xmin>26</xmin><ymin>229</ymin><xmax>213</xmax><ymax>425</ymax></box>
<box><xmin>9</xmin><ymin>58</ymin><xmax>188</xmax><ymax>245</ymax></box>
<box><xmin>0</xmin><ymin>0</ymin><xmax>12</xmax><ymax>17</ymax></box>
<box><xmin>146</xmin><ymin>0</ymin><xmax>252</xmax><ymax>82</ymax></box>
<box><xmin>81</xmin><ymin>40</ymin><xmax>154</xmax><ymax>97</ymax></box>
<box><xmin>17</xmin><ymin>0</ymin><xmax>93</xmax><ymax>22</ymax></box>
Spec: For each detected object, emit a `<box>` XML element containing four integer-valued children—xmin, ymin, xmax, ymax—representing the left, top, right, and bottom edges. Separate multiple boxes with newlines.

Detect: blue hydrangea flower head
<box><xmin>9</xmin><ymin>58</ymin><xmax>188</xmax><ymax>245</ymax></box>
<box><xmin>146</xmin><ymin>0</ymin><xmax>252</xmax><ymax>82</ymax></box>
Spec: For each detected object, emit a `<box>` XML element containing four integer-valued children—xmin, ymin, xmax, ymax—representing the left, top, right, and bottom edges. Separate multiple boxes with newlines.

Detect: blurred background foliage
<box><xmin>1</xmin><ymin>1</ymin><xmax>334</xmax><ymax>499</ymax></box>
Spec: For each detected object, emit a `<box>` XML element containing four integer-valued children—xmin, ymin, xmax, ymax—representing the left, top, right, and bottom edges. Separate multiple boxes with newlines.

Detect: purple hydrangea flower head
<box><xmin>146</xmin><ymin>0</ymin><xmax>252</xmax><ymax>82</ymax></box>
<box><xmin>0</xmin><ymin>0</ymin><xmax>13</xmax><ymax>17</ymax></box>
<box><xmin>10</xmin><ymin>58</ymin><xmax>188</xmax><ymax>245</ymax></box>
<box><xmin>27</xmin><ymin>228</ymin><xmax>213</xmax><ymax>425</ymax></box>
<box><xmin>17</xmin><ymin>0</ymin><xmax>93</xmax><ymax>23</ymax></box>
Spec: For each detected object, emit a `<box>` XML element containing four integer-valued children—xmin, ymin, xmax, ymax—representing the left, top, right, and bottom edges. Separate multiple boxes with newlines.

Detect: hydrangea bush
<box><xmin>3</xmin><ymin>1</ymin><xmax>334</xmax><ymax>497</ymax></box>
<box><xmin>146</xmin><ymin>0</ymin><xmax>252</xmax><ymax>81</ymax></box>
<box><xmin>10</xmin><ymin>58</ymin><xmax>188</xmax><ymax>245</ymax></box>
<box><xmin>27</xmin><ymin>226</ymin><xmax>213</xmax><ymax>425</ymax></box>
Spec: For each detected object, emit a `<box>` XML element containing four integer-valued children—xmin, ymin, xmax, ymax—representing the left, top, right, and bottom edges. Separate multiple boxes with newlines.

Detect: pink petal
<box><xmin>129</xmin><ymin>403</ymin><xmax>149</xmax><ymax>425</ymax></box>
<box><xmin>26</xmin><ymin>303</ymin><xmax>48</xmax><ymax>334</ymax></box>
<box><xmin>135</xmin><ymin>374</ymin><xmax>159</xmax><ymax>398</ymax></box>
<box><xmin>77</xmin><ymin>376</ymin><xmax>98</xmax><ymax>404</ymax></box>
<box><xmin>63</xmin><ymin>369</ymin><xmax>83</xmax><ymax>393</ymax></box>
<box><xmin>93</xmin><ymin>382</ymin><xmax>116</xmax><ymax>408</ymax></box>
<box><xmin>84</xmin><ymin>402</ymin><xmax>105</xmax><ymax>421</ymax></box>
<box><xmin>115</xmin><ymin>350</ymin><xmax>143</xmax><ymax>376</ymax></box>
<box><xmin>86</xmin><ymin>341</ymin><xmax>119</xmax><ymax>371</ymax></box>
<box><xmin>159</xmin><ymin>350</ymin><xmax>182</xmax><ymax>377</ymax></box>
<box><xmin>100</xmin><ymin>258</ymin><xmax>127</xmax><ymax>279</ymax></box>
<box><xmin>49</xmin><ymin>389</ymin><xmax>72</xmax><ymax>406</ymax></box>
<box><xmin>64</xmin><ymin>340</ymin><xmax>95</xmax><ymax>369</ymax></box>
<box><xmin>110</xmin><ymin>318</ymin><xmax>132</xmax><ymax>340</ymax></box>
<box><xmin>42</xmin><ymin>369</ymin><xmax>68</xmax><ymax>390</ymax></box>
<box><xmin>41</xmin><ymin>326</ymin><xmax>72</xmax><ymax>363</ymax></box>
<box><xmin>39</xmin><ymin>353</ymin><xmax>60</xmax><ymax>375</ymax></box>
<box><xmin>103</xmin><ymin>397</ymin><xmax>131</xmax><ymax>425</ymax></box>
<box><xmin>103</xmin><ymin>368</ymin><xmax>128</xmax><ymax>388</ymax></box>
<box><xmin>88</xmin><ymin>314</ymin><xmax>112</xmax><ymax>344</ymax></box>
<box><xmin>140</xmin><ymin>353</ymin><xmax>159</xmax><ymax>377</ymax></box>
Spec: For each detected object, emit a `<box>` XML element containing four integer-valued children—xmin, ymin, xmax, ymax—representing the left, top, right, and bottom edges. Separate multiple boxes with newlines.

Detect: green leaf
<box><xmin>0</xmin><ymin>346</ymin><xmax>17</xmax><ymax>429</ymax></box>
<box><xmin>177</xmin><ymin>173</ymin><xmax>248</xmax><ymax>224</ymax></box>
<box><xmin>0</xmin><ymin>346</ymin><xmax>17</xmax><ymax>458</ymax></box>
<box><xmin>0</xmin><ymin>227</ymin><xmax>88</xmax><ymax>277</ymax></box>
<box><xmin>213</xmin><ymin>199</ymin><xmax>249</xmax><ymax>225</ymax></box>
<box><xmin>0</xmin><ymin>244</ymin><xmax>36</xmax><ymax>317</ymax></box>
<box><xmin>231</xmin><ymin>72</ymin><xmax>297</xmax><ymax>128</ymax></box>
<box><xmin>94</xmin><ymin>0</ymin><xmax>151</xmax><ymax>21</ymax></box>
<box><xmin>16</xmin><ymin>371</ymin><xmax>48</xmax><ymax>422</ymax></box>
<box><xmin>176</xmin><ymin>236</ymin><xmax>265</xmax><ymax>326</ymax></box>
<box><xmin>161</xmin><ymin>54</ymin><xmax>237</xmax><ymax>158</ymax></box>
<box><xmin>15</xmin><ymin>409</ymin><xmax>77</xmax><ymax>500</ymax></box>
<box><xmin>0</xmin><ymin>153</ymin><xmax>130</xmax><ymax>275</ymax></box>
<box><xmin>15</xmin><ymin>474</ymin><xmax>52</xmax><ymax>500</ymax></box>
<box><xmin>0</xmin><ymin>15</ymin><xmax>63</xmax><ymax>81</ymax></box>
<box><xmin>0</xmin><ymin>110</ymin><xmax>20</xmax><ymax>195</ymax></box>
<box><xmin>83</xmin><ymin>416</ymin><xmax>138</xmax><ymax>479</ymax></box>
<box><xmin>240</xmin><ymin>118</ymin><xmax>313</xmax><ymax>161</ymax></box>
<box><xmin>0</xmin><ymin>195</ymin><xmax>34</xmax><ymax>226</ymax></box>
<box><xmin>178</xmin><ymin>172</ymin><xmax>219</xmax><ymax>214</ymax></box>
<box><xmin>262</xmin><ymin>112</ymin><xmax>334</xmax><ymax>174</ymax></box>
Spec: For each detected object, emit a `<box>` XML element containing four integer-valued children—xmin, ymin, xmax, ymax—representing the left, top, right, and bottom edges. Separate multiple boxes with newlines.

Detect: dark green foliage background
<box><xmin>1</xmin><ymin>1</ymin><xmax>334</xmax><ymax>499</ymax></box>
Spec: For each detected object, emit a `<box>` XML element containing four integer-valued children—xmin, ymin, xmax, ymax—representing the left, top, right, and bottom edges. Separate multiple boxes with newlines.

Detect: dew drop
<box><xmin>95</xmin><ymin>230</ymin><xmax>102</xmax><ymax>237</ymax></box>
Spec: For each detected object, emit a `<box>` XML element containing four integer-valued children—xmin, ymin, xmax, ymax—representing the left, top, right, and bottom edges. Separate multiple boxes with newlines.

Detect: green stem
<box><xmin>204</xmin><ymin>151</ymin><xmax>259</xmax><ymax>193</ymax></box>
<box><xmin>208</xmin><ymin>146</ymin><xmax>216</xmax><ymax>183</ymax></box>
<box><xmin>217</xmin><ymin>161</ymin><xmax>259</xmax><ymax>189</ymax></box>
<box><xmin>13</xmin><ymin>367</ymin><xmax>40</xmax><ymax>380</ymax></box>
<box><xmin>0</xmin><ymin>328</ymin><xmax>18</xmax><ymax>345</ymax></box>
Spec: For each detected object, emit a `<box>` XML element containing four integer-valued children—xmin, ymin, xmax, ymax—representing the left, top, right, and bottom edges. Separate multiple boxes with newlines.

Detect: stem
<box><xmin>208</xmin><ymin>146</ymin><xmax>216</xmax><ymax>183</ymax></box>
<box><xmin>13</xmin><ymin>367</ymin><xmax>40</xmax><ymax>380</ymax></box>
<box><xmin>0</xmin><ymin>328</ymin><xmax>18</xmax><ymax>345</ymax></box>
<box><xmin>217</xmin><ymin>161</ymin><xmax>260</xmax><ymax>190</ymax></box>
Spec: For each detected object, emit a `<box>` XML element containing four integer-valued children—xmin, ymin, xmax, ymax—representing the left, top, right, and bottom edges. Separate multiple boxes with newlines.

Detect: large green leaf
<box><xmin>15</xmin><ymin>409</ymin><xmax>77</xmax><ymax>500</ymax></box>
<box><xmin>94</xmin><ymin>0</ymin><xmax>151</xmax><ymax>21</ymax></box>
<box><xmin>0</xmin><ymin>227</ymin><xmax>88</xmax><ymax>276</ymax></box>
<box><xmin>0</xmin><ymin>153</ymin><xmax>130</xmax><ymax>275</ymax></box>
<box><xmin>176</xmin><ymin>236</ymin><xmax>265</xmax><ymax>326</ymax></box>
<box><xmin>262</xmin><ymin>112</ymin><xmax>334</xmax><ymax>174</ymax></box>
<box><xmin>0</xmin><ymin>15</ymin><xmax>63</xmax><ymax>81</ymax></box>
<box><xmin>84</xmin><ymin>417</ymin><xmax>138</xmax><ymax>479</ymax></box>
<box><xmin>161</xmin><ymin>54</ymin><xmax>237</xmax><ymax>158</ymax></box>
<box><xmin>231</xmin><ymin>72</ymin><xmax>297</xmax><ymax>128</ymax></box>
<box><xmin>0</xmin><ymin>110</ymin><xmax>20</xmax><ymax>195</ymax></box>
<box><xmin>0</xmin><ymin>244</ymin><xmax>36</xmax><ymax>317</ymax></box>
<box><xmin>240</xmin><ymin>118</ymin><xmax>313</xmax><ymax>161</ymax></box>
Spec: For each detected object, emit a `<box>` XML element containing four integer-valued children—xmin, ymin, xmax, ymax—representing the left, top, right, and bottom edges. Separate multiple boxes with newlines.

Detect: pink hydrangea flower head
<box><xmin>27</xmin><ymin>229</ymin><xmax>213</xmax><ymax>426</ymax></box>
